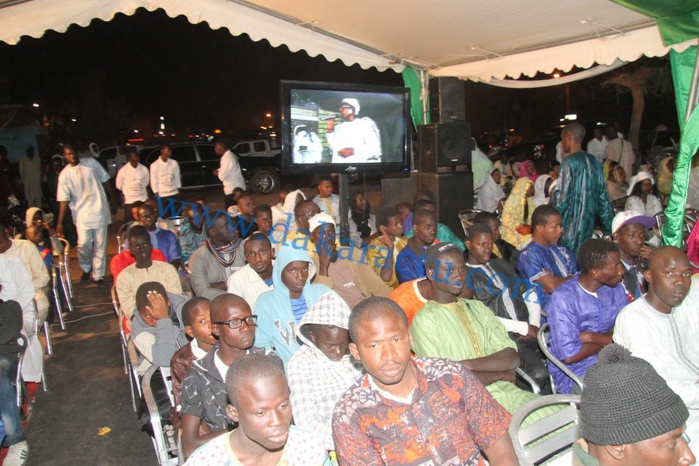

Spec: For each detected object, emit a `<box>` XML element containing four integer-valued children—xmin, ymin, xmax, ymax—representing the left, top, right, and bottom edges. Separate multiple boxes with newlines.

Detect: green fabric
<box><xmin>663</xmin><ymin>47</ymin><xmax>699</xmax><ymax>246</ymax></box>
<box><xmin>401</xmin><ymin>67</ymin><xmax>427</xmax><ymax>129</ymax></box>
<box><xmin>410</xmin><ymin>298</ymin><xmax>559</xmax><ymax>425</ymax></box>
<box><xmin>405</xmin><ymin>223</ymin><xmax>465</xmax><ymax>251</ymax></box>
<box><xmin>608</xmin><ymin>0</ymin><xmax>699</xmax><ymax>46</ymax></box>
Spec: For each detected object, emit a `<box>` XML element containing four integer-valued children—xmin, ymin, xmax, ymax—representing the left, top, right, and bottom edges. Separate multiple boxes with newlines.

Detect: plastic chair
<box><xmin>508</xmin><ymin>394</ymin><xmax>581</xmax><ymax>465</ymax></box>
<box><xmin>142</xmin><ymin>365</ymin><xmax>177</xmax><ymax>466</ymax></box>
<box><xmin>160</xmin><ymin>366</ymin><xmax>176</xmax><ymax>408</ymax></box>
<box><xmin>116</xmin><ymin>221</ymin><xmax>134</xmax><ymax>254</ymax></box>
<box><xmin>537</xmin><ymin>324</ymin><xmax>584</xmax><ymax>394</ymax></box>
<box><xmin>516</xmin><ymin>367</ymin><xmax>541</xmax><ymax>395</ymax></box>
<box><xmin>120</xmin><ymin>317</ymin><xmax>141</xmax><ymax>412</ymax></box>
<box><xmin>458</xmin><ymin>209</ymin><xmax>484</xmax><ymax>237</ymax></box>
<box><xmin>57</xmin><ymin>237</ymin><xmax>73</xmax><ymax>302</ymax></box>
<box><xmin>15</xmin><ymin>334</ymin><xmax>28</xmax><ymax>408</ymax></box>
<box><xmin>111</xmin><ymin>286</ymin><xmax>128</xmax><ymax>376</ymax></box>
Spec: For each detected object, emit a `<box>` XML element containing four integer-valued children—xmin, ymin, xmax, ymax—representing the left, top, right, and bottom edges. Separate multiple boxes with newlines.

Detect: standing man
<box><xmin>56</xmin><ymin>143</ymin><xmax>112</xmax><ymax>286</ymax></box>
<box><xmin>149</xmin><ymin>144</ymin><xmax>181</xmax><ymax>204</ymax></box>
<box><xmin>605</xmin><ymin>124</ymin><xmax>636</xmax><ymax>181</ymax></box>
<box><xmin>552</xmin><ymin>122</ymin><xmax>614</xmax><ymax>256</ymax></box>
<box><xmin>326</xmin><ymin>98</ymin><xmax>382</xmax><ymax>163</ymax></box>
<box><xmin>213</xmin><ymin>138</ymin><xmax>245</xmax><ymax>209</ymax></box>
<box><xmin>586</xmin><ymin>125</ymin><xmax>609</xmax><ymax>163</ymax></box>
<box><xmin>115</xmin><ymin>147</ymin><xmax>149</xmax><ymax>223</ymax></box>
<box><xmin>19</xmin><ymin>146</ymin><xmax>42</xmax><ymax>208</ymax></box>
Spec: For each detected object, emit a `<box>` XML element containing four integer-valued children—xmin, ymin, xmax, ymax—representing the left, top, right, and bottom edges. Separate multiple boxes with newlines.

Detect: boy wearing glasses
<box><xmin>180</xmin><ymin>293</ymin><xmax>269</xmax><ymax>459</ymax></box>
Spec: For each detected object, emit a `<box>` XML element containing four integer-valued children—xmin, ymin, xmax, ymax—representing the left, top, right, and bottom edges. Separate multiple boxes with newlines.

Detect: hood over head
<box><xmin>271</xmin><ymin>245</ymin><xmax>317</xmax><ymax>298</ymax></box>
<box><xmin>297</xmin><ymin>290</ymin><xmax>350</xmax><ymax>349</ymax></box>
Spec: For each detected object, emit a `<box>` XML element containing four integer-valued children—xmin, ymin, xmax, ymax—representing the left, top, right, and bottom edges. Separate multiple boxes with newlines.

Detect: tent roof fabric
<box><xmin>0</xmin><ymin>0</ymin><xmax>695</xmax><ymax>80</ymax></box>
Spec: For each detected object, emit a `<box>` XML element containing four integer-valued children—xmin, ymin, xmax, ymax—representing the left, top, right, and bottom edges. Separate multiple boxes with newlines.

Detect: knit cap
<box><xmin>424</xmin><ymin>242</ymin><xmax>460</xmax><ymax>262</ymax></box>
<box><xmin>580</xmin><ymin>344</ymin><xmax>688</xmax><ymax>445</ymax></box>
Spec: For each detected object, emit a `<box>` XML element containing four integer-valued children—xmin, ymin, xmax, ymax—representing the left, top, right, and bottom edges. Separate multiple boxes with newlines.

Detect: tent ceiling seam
<box><xmin>435</xmin><ymin>19</ymin><xmax>655</xmax><ymax>69</ymax></box>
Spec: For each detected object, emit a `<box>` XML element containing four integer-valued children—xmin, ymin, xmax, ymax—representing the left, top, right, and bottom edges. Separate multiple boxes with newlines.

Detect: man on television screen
<box><xmin>326</xmin><ymin>98</ymin><xmax>382</xmax><ymax>163</ymax></box>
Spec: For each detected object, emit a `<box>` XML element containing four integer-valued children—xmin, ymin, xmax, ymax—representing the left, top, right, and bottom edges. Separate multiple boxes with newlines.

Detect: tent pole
<box><xmin>685</xmin><ymin>41</ymin><xmax>699</xmax><ymax>123</ymax></box>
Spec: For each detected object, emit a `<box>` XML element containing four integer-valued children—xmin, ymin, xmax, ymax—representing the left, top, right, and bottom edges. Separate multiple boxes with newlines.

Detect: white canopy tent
<box><xmin>0</xmin><ymin>0</ymin><xmax>695</xmax><ymax>82</ymax></box>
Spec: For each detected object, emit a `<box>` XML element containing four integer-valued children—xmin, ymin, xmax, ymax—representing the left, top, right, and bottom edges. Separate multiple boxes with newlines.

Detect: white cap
<box><xmin>612</xmin><ymin>211</ymin><xmax>655</xmax><ymax>235</ymax></box>
<box><xmin>308</xmin><ymin>212</ymin><xmax>335</xmax><ymax>233</ymax></box>
<box><xmin>341</xmin><ymin>98</ymin><xmax>360</xmax><ymax>114</ymax></box>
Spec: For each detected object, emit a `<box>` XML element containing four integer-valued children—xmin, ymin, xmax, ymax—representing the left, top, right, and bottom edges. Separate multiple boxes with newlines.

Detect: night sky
<box><xmin>0</xmin><ymin>7</ymin><xmax>678</xmax><ymax>147</ymax></box>
<box><xmin>0</xmin><ymin>7</ymin><xmax>401</xmax><ymax>143</ymax></box>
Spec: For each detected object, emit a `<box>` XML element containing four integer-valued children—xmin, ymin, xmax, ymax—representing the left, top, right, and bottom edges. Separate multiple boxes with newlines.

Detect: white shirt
<box><xmin>149</xmin><ymin>157</ymin><xmax>181</xmax><ymax>197</ymax></box>
<box><xmin>614</xmin><ymin>279</ymin><xmax>699</xmax><ymax>452</ymax></box>
<box><xmin>226</xmin><ymin>262</ymin><xmax>274</xmax><ymax>309</ymax></box>
<box><xmin>115</xmin><ymin>163</ymin><xmax>150</xmax><ymax>204</ymax></box>
<box><xmin>57</xmin><ymin>157</ymin><xmax>111</xmax><ymax>228</ymax></box>
<box><xmin>614</xmin><ymin>279</ymin><xmax>699</xmax><ymax>408</ymax></box>
<box><xmin>326</xmin><ymin>117</ymin><xmax>382</xmax><ymax>163</ymax></box>
<box><xmin>586</xmin><ymin>137</ymin><xmax>609</xmax><ymax>163</ymax></box>
<box><xmin>0</xmin><ymin>255</ymin><xmax>37</xmax><ymax>335</ymax></box>
<box><xmin>217</xmin><ymin>150</ymin><xmax>245</xmax><ymax>195</ymax></box>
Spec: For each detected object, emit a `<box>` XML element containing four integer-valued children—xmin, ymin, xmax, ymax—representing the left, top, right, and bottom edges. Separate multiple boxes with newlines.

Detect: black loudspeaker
<box><xmin>418</xmin><ymin>172</ymin><xmax>473</xmax><ymax>240</ymax></box>
<box><xmin>429</xmin><ymin>77</ymin><xmax>466</xmax><ymax>122</ymax></box>
<box><xmin>418</xmin><ymin>121</ymin><xmax>471</xmax><ymax>173</ymax></box>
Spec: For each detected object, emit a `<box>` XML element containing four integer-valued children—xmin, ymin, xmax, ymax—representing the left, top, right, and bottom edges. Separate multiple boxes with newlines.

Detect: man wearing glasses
<box><xmin>180</xmin><ymin>293</ymin><xmax>270</xmax><ymax>459</ymax></box>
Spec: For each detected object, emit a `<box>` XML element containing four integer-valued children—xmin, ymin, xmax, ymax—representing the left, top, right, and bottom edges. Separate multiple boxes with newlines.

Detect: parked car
<box><xmin>500</xmin><ymin>128</ymin><xmax>561</xmax><ymax>174</ymax></box>
<box><xmin>138</xmin><ymin>140</ymin><xmax>282</xmax><ymax>194</ymax></box>
<box><xmin>99</xmin><ymin>144</ymin><xmax>144</xmax><ymax>178</ymax></box>
<box><xmin>230</xmin><ymin>139</ymin><xmax>282</xmax><ymax>194</ymax></box>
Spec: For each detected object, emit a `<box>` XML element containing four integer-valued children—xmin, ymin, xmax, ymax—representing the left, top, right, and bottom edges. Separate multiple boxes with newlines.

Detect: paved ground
<box><xmin>23</xmin><ymin>184</ymin><xmax>384</xmax><ymax>465</ymax></box>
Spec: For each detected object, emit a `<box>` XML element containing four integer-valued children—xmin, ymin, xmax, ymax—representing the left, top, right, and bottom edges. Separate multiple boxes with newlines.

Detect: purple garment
<box><xmin>515</xmin><ymin>241</ymin><xmax>578</xmax><ymax>312</ymax></box>
<box><xmin>547</xmin><ymin>276</ymin><xmax>627</xmax><ymax>393</ymax></box>
<box><xmin>395</xmin><ymin>245</ymin><xmax>426</xmax><ymax>284</ymax></box>
<box><xmin>149</xmin><ymin>228</ymin><xmax>182</xmax><ymax>264</ymax></box>
<box><xmin>403</xmin><ymin>212</ymin><xmax>413</xmax><ymax>236</ymax></box>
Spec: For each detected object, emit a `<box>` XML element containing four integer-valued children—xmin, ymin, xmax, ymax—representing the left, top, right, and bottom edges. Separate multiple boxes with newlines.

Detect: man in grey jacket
<box><xmin>131</xmin><ymin>281</ymin><xmax>188</xmax><ymax>375</ymax></box>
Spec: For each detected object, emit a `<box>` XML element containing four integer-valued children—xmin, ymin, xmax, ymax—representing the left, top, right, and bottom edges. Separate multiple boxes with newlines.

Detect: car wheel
<box><xmin>251</xmin><ymin>169</ymin><xmax>279</xmax><ymax>194</ymax></box>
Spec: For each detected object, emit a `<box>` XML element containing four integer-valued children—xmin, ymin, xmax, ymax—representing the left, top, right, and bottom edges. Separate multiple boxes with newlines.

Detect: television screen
<box><xmin>280</xmin><ymin>80</ymin><xmax>411</xmax><ymax>175</ymax></box>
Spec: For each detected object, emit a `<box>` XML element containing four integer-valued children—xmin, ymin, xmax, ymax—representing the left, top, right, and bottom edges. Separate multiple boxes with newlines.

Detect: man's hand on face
<box><xmin>145</xmin><ymin>291</ymin><xmax>169</xmax><ymax>321</ymax></box>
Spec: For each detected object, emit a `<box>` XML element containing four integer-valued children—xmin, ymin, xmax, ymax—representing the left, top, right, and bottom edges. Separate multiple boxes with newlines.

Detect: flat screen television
<box><xmin>280</xmin><ymin>80</ymin><xmax>411</xmax><ymax>175</ymax></box>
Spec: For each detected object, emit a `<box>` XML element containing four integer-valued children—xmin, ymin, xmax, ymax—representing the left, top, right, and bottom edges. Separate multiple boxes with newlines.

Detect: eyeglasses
<box><xmin>213</xmin><ymin>315</ymin><xmax>257</xmax><ymax>329</ymax></box>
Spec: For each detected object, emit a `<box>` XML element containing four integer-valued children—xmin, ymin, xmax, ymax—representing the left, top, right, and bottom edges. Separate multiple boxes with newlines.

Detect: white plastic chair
<box><xmin>142</xmin><ymin>365</ymin><xmax>178</xmax><ymax>466</ymax></box>
<box><xmin>508</xmin><ymin>394</ymin><xmax>581</xmax><ymax>465</ymax></box>
<box><xmin>537</xmin><ymin>323</ymin><xmax>584</xmax><ymax>394</ymax></box>
<box><xmin>57</xmin><ymin>237</ymin><xmax>73</xmax><ymax>303</ymax></box>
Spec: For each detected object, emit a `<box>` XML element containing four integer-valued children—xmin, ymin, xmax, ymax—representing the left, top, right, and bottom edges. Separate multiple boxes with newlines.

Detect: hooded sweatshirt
<box><xmin>287</xmin><ymin>290</ymin><xmax>364</xmax><ymax>450</ymax></box>
<box><xmin>131</xmin><ymin>292</ymin><xmax>189</xmax><ymax>374</ymax></box>
<box><xmin>254</xmin><ymin>246</ymin><xmax>330</xmax><ymax>367</ymax></box>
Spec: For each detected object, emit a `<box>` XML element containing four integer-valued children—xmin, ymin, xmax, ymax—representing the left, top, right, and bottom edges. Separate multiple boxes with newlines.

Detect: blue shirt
<box><xmin>290</xmin><ymin>296</ymin><xmax>308</xmax><ymax>323</ymax></box>
<box><xmin>516</xmin><ymin>241</ymin><xmax>578</xmax><ymax>312</ymax></box>
<box><xmin>395</xmin><ymin>246</ymin><xmax>427</xmax><ymax>284</ymax></box>
<box><xmin>547</xmin><ymin>276</ymin><xmax>627</xmax><ymax>393</ymax></box>
<box><xmin>149</xmin><ymin>228</ymin><xmax>181</xmax><ymax>264</ymax></box>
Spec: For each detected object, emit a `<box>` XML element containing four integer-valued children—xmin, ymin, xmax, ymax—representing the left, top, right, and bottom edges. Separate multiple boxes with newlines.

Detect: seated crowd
<box><xmin>4</xmin><ymin>123</ymin><xmax>692</xmax><ymax>465</ymax></box>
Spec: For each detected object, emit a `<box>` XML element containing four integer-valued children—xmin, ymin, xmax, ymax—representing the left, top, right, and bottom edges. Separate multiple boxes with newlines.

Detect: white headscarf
<box><xmin>627</xmin><ymin>171</ymin><xmax>655</xmax><ymax>196</ymax></box>
<box><xmin>476</xmin><ymin>168</ymin><xmax>506</xmax><ymax>212</ymax></box>
<box><xmin>533</xmin><ymin>174</ymin><xmax>552</xmax><ymax>208</ymax></box>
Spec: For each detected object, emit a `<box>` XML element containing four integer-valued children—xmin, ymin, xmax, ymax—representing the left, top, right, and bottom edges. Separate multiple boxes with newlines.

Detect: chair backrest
<box><xmin>160</xmin><ymin>366</ymin><xmax>175</xmax><ymax>408</ymax></box>
<box><xmin>142</xmin><ymin>365</ymin><xmax>174</xmax><ymax>466</ymax></box>
<box><xmin>458</xmin><ymin>209</ymin><xmax>483</xmax><ymax>237</ymax></box>
<box><xmin>116</xmin><ymin>221</ymin><xmax>134</xmax><ymax>254</ymax></box>
<box><xmin>537</xmin><ymin>323</ymin><xmax>584</xmax><ymax>394</ymax></box>
<box><xmin>110</xmin><ymin>285</ymin><xmax>120</xmax><ymax>319</ymax></box>
<box><xmin>509</xmin><ymin>394</ymin><xmax>581</xmax><ymax>465</ymax></box>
